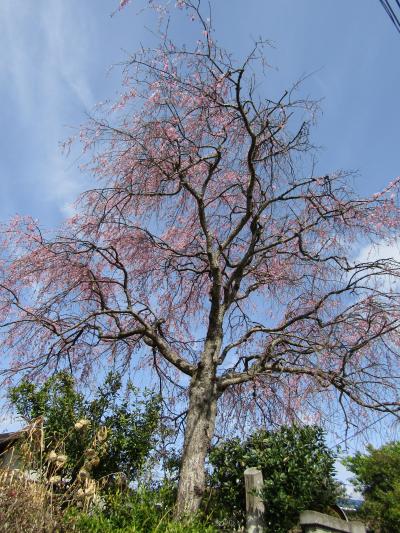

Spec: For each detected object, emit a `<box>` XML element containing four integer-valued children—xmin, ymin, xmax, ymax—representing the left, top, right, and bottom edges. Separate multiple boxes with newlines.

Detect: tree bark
<box><xmin>175</xmin><ymin>365</ymin><xmax>218</xmax><ymax>517</ymax></box>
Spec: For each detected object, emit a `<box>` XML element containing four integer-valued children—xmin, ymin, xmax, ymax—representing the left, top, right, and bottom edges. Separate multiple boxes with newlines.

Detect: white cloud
<box><xmin>39</xmin><ymin>1</ymin><xmax>94</xmax><ymax>110</ymax></box>
<box><xmin>0</xmin><ymin>0</ymin><xmax>94</xmax><ymax>113</ymax></box>
<box><xmin>354</xmin><ymin>240</ymin><xmax>400</xmax><ymax>292</ymax></box>
<box><xmin>356</xmin><ymin>240</ymin><xmax>400</xmax><ymax>265</ymax></box>
<box><xmin>0</xmin><ymin>0</ymin><xmax>94</xmax><ymax>219</ymax></box>
<box><xmin>60</xmin><ymin>200</ymin><xmax>79</xmax><ymax>218</ymax></box>
<box><xmin>0</xmin><ymin>2</ymin><xmax>32</xmax><ymax>115</ymax></box>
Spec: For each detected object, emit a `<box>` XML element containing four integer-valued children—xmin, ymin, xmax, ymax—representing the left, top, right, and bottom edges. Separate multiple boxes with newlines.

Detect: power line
<box><xmin>330</xmin><ymin>412</ymin><xmax>391</xmax><ymax>450</ymax></box>
<box><xmin>379</xmin><ymin>0</ymin><xmax>400</xmax><ymax>30</ymax></box>
<box><xmin>379</xmin><ymin>0</ymin><xmax>400</xmax><ymax>33</ymax></box>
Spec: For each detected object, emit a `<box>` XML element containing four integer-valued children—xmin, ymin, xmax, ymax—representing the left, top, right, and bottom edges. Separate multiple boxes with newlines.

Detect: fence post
<box><xmin>244</xmin><ymin>467</ymin><xmax>265</xmax><ymax>532</ymax></box>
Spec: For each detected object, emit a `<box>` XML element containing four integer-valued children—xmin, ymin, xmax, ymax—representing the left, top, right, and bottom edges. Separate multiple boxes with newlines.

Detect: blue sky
<box><xmin>0</xmin><ymin>0</ymin><xmax>399</xmax><ymax>228</ymax></box>
<box><xmin>1</xmin><ymin>0</ymin><xmax>400</xmax><ymax>489</ymax></box>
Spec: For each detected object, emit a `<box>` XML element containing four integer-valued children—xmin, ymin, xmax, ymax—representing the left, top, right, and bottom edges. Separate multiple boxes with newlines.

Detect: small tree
<box><xmin>9</xmin><ymin>371</ymin><xmax>161</xmax><ymax>484</ymax></box>
<box><xmin>209</xmin><ymin>426</ymin><xmax>341</xmax><ymax>532</ymax></box>
<box><xmin>2</xmin><ymin>0</ymin><xmax>400</xmax><ymax>514</ymax></box>
<box><xmin>345</xmin><ymin>442</ymin><xmax>400</xmax><ymax>532</ymax></box>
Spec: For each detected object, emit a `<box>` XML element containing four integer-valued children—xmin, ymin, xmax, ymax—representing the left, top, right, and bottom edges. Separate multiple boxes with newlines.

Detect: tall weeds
<box><xmin>0</xmin><ymin>417</ymin><xmax>109</xmax><ymax>532</ymax></box>
<box><xmin>0</xmin><ymin>419</ymin><xmax>216</xmax><ymax>532</ymax></box>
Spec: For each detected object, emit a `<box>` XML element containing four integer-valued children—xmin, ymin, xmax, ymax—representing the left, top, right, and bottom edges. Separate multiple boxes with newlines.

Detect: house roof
<box><xmin>0</xmin><ymin>429</ymin><xmax>26</xmax><ymax>454</ymax></box>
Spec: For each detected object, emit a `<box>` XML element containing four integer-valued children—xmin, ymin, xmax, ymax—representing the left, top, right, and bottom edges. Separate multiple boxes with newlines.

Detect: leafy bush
<box><xmin>9</xmin><ymin>371</ymin><xmax>161</xmax><ymax>485</ymax></box>
<box><xmin>344</xmin><ymin>441</ymin><xmax>400</xmax><ymax>532</ymax></box>
<box><xmin>4</xmin><ymin>372</ymin><xmax>201</xmax><ymax>532</ymax></box>
<box><xmin>208</xmin><ymin>425</ymin><xmax>341</xmax><ymax>532</ymax></box>
<box><xmin>5</xmin><ymin>376</ymin><xmax>342</xmax><ymax>532</ymax></box>
<box><xmin>0</xmin><ymin>412</ymin><xmax>209</xmax><ymax>532</ymax></box>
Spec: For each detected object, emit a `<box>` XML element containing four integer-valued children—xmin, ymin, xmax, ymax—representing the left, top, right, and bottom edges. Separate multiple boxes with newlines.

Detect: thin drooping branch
<box><xmin>0</xmin><ymin>4</ymin><xmax>400</xmax><ymax>499</ymax></box>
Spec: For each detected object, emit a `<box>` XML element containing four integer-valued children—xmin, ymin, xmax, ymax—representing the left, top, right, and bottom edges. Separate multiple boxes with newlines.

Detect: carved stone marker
<box><xmin>244</xmin><ymin>467</ymin><xmax>265</xmax><ymax>533</ymax></box>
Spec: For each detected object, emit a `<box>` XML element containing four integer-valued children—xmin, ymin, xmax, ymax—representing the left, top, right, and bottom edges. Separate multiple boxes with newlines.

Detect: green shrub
<box><xmin>9</xmin><ymin>371</ymin><xmax>161</xmax><ymax>486</ymax></box>
<box><xmin>208</xmin><ymin>426</ymin><xmax>342</xmax><ymax>532</ymax></box>
<box><xmin>66</xmin><ymin>486</ymin><xmax>217</xmax><ymax>532</ymax></box>
<box><xmin>344</xmin><ymin>442</ymin><xmax>400</xmax><ymax>532</ymax></box>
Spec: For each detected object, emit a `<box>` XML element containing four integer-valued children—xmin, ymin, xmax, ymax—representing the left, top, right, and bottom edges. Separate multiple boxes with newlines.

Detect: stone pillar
<box><xmin>244</xmin><ymin>467</ymin><xmax>265</xmax><ymax>533</ymax></box>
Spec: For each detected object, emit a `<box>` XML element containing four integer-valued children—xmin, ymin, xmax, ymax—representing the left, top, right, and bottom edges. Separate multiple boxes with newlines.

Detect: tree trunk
<box><xmin>175</xmin><ymin>368</ymin><xmax>218</xmax><ymax>517</ymax></box>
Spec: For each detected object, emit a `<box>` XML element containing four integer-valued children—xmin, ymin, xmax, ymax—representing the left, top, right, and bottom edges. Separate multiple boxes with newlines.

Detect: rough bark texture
<box><xmin>176</xmin><ymin>364</ymin><xmax>218</xmax><ymax>516</ymax></box>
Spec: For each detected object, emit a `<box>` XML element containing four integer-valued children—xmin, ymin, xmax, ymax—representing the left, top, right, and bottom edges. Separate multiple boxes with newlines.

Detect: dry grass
<box><xmin>0</xmin><ymin>418</ymin><xmax>108</xmax><ymax>532</ymax></box>
<box><xmin>0</xmin><ymin>468</ymin><xmax>61</xmax><ymax>533</ymax></box>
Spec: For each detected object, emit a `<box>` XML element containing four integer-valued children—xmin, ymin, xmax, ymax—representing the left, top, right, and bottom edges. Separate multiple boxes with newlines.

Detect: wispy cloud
<box><xmin>0</xmin><ymin>0</ymin><xmax>94</xmax><ymax>113</ymax></box>
<box><xmin>39</xmin><ymin>2</ymin><xmax>94</xmax><ymax>110</ymax></box>
<box><xmin>356</xmin><ymin>240</ymin><xmax>400</xmax><ymax>265</ymax></box>
<box><xmin>354</xmin><ymin>240</ymin><xmax>400</xmax><ymax>292</ymax></box>
<box><xmin>0</xmin><ymin>0</ymin><xmax>94</xmax><ymax>220</ymax></box>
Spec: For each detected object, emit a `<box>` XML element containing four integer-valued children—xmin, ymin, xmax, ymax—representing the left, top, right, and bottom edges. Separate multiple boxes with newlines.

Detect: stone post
<box><xmin>244</xmin><ymin>467</ymin><xmax>265</xmax><ymax>533</ymax></box>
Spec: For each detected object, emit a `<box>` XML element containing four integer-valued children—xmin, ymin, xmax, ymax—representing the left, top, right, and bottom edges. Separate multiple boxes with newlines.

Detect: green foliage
<box><xmin>9</xmin><ymin>371</ymin><xmax>161</xmax><ymax>484</ymax></box>
<box><xmin>344</xmin><ymin>441</ymin><xmax>400</xmax><ymax>532</ymax></box>
<box><xmin>66</xmin><ymin>486</ymin><xmax>217</xmax><ymax>532</ymax></box>
<box><xmin>208</xmin><ymin>426</ymin><xmax>341</xmax><ymax>532</ymax></box>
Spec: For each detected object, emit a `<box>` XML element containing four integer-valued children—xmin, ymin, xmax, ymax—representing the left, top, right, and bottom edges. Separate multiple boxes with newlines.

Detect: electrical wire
<box><xmin>330</xmin><ymin>412</ymin><xmax>391</xmax><ymax>450</ymax></box>
<box><xmin>379</xmin><ymin>0</ymin><xmax>400</xmax><ymax>33</ymax></box>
